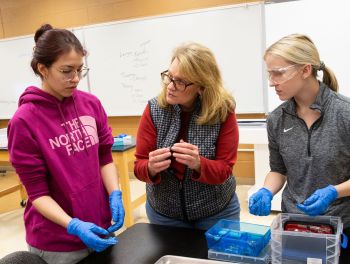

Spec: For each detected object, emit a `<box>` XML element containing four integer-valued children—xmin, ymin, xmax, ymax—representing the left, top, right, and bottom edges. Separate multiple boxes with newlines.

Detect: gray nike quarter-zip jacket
<box><xmin>267</xmin><ymin>82</ymin><xmax>350</xmax><ymax>228</ymax></box>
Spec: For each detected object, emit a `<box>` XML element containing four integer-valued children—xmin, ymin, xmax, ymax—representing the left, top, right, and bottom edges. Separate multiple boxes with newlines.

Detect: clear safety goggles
<box><xmin>267</xmin><ymin>64</ymin><xmax>299</xmax><ymax>85</ymax></box>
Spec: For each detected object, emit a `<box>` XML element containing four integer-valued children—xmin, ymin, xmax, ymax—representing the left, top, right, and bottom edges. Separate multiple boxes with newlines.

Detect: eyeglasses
<box><xmin>267</xmin><ymin>64</ymin><xmax>299</xmax><ymax>85</ymax></box>
<box><xmin>160</xmin><ymin>70</ymin><xmax>194</xmax><ymax>92</ymax></box>
<box><xmin>57</xmin><ymin>66</ymin><xmax>89</xmax><ymax>82</ymax></box>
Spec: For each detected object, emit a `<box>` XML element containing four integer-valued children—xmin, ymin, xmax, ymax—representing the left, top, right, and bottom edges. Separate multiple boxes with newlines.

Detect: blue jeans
<box><xmin>146</xmin><ymin>192</ymin><xmax>240</xmax><ymax>230</ymax></box>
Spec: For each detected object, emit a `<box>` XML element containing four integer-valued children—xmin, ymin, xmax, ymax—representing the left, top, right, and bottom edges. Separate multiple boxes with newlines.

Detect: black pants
<box><xmin>339</xmin><ymin>227</ymin><xmax>350</xmax><ymax>264</ymax></box>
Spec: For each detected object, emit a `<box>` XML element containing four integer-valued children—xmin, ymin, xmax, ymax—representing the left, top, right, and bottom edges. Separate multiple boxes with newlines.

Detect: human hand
<box><xmin>67</xmin><ymin>218</ymin><xmax>117</xmax><ymax>252</ymax></box>
<box><xmin>107</xmin><ymin>190</ymin><xmax>125</xmax><ymax>233</ymax></box>
<box><xmin>249</xmin><ymin>187</ymin><xmax>273</xmax><ymax>216</ymax></box>
<box><xmin>171</xmin><ymin>140</ymin><xmax>201</xmax><ymax>172</ymax></box>
<box><xmin>297</xmin><ymin>185</ymin><xmax>338</xmax><ymax>216</ymax></box>
<box><xmin>148</xmin><ymin>148</ymin><xmax>172</xmax><ymax>176</ymax></box>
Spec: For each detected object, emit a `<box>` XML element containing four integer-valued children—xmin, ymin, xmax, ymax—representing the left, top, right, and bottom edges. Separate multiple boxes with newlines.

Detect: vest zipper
<box><xmin>179</xmin><ymin>180</ymin><xmax>188</xmax><ymax>221</ymax></box>
<box><xmin>179</xmin><ymin>111</ymin><xmax>192</xmax><ymax>222</ymax></box>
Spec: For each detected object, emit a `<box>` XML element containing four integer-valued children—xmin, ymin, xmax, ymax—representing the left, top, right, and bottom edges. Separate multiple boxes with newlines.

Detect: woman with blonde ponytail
<box><xmin>249</xmin><ymin>34</ymin><xmax>350</xmax><ymax>263</ymax></box>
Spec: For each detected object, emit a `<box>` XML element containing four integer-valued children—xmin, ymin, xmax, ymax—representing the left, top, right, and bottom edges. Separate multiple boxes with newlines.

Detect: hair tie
<box><xmin>318</xmin><ymin>61</ymin><xmax>325</xmax><ymax>71</ymax></box>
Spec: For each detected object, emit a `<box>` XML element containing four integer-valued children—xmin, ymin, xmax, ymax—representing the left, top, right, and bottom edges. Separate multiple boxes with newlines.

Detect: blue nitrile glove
<box><xmin>297</xmin><ymin>185</ymin><xmax>338</xmax><ymax>216</ymax></box>
<box><xmin>249</xmin><ymin>187</ymin><xmax>273</xmax><ymax>216</ymax></box>
<box><xmin>67</xmin><ymin>218</ymin><xmax>117</xmax><ymax>252</ymax></box>
<box><xmin>107</xmin><ymin>190</ymin><xmax>125</xmax><ymax>233</ymax></box>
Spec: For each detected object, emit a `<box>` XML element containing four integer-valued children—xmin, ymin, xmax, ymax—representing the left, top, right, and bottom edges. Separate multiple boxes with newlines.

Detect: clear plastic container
<box><xmin>155</xmin><ymin>255</ymin><xmax>225</xmax><ymax>264</ymax></box>
<box><xmin>271</xmin><ymin>213</ymin><xmax>342</xmax><ymax>264</ymax></box>
<box><xmin>205</xmin><ymin>219</ymin><xmax>271</xmax><ymax>258</ymax></box>
<box><xmin>208</xmin><ymin>242</ymin><xmax>271</xmax><ymax>263</ymax></box>
<box><xmin>113</xmin><ymin>137</ymin><xmax>124</xmax><ymax>146</ymax></box>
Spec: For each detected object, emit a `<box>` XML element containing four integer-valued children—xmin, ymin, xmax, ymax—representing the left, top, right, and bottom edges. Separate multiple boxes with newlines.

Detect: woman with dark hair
<box><xmin>7</xmin><ymin>24</ymin><xmax>124</xmax><ymax>264</ymax></box>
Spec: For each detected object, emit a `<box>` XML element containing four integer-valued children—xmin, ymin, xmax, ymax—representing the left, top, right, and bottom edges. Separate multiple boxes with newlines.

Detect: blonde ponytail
<box><xmin>321</xmin><ymin>65</ymin><xmax>338</xmax><ymax>92</ymax></box>
<box><xmin>265</xmin><ymin>34</ymin><xmax>338</xmax><ymax>92</ymax></box>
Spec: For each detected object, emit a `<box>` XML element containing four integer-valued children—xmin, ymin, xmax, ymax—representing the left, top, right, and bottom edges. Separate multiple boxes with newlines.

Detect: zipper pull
<box><xmin>179</xmin><ymin>181</ymin><xmax>183</xmax><ymax>190</ymax></box>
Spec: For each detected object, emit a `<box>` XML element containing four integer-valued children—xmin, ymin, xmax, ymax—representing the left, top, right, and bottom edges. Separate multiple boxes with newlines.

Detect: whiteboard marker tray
<box><xmin>155</xmin><ymin>255</ymin><xmax>238</xmax><ymax>264</ymax></box>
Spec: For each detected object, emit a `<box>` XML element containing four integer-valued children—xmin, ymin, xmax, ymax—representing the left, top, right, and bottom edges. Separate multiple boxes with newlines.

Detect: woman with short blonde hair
<box><xmin>135</xmin><ymin>42</ymin><xmax>240</xmax><ymax>229</ymax></box>
<box><xmin>158</xmin><ymin>42</ymin><xmax>235</xmax><ymax>125</ymax></box>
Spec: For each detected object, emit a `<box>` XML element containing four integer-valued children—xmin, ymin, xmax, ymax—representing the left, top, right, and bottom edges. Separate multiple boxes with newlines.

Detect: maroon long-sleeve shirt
<box><xmin>134</xmin><ymin>105</ymin><xmax>239</xmax><ymax>185</ymax></box>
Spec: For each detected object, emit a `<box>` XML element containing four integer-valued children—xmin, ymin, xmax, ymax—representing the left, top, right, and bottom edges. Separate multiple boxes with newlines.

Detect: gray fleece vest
<box><xmin>147</xmin><ymin>97</ymin><xmax>236</xmax><ymax>221</ymax></box>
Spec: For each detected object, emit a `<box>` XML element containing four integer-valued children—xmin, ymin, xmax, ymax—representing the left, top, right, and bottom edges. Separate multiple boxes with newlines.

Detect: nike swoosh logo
<box><xmin>283</xmin><ymin>127</ymin><xmax>293</xmax><ymax>133</ymax></box>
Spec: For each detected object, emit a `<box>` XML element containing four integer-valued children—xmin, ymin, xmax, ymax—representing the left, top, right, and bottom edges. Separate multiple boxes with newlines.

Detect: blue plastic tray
<box><xmin>205</xmin><ymin>220</ymin><xmax>271</xmax><ymax>257</ymax></box>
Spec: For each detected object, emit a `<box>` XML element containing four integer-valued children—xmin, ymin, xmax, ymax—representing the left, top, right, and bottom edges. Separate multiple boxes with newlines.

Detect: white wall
<box><xmin>265</xmin><ymin>0</ymin><xmax>350</xmax><ymax>112</ymax></box>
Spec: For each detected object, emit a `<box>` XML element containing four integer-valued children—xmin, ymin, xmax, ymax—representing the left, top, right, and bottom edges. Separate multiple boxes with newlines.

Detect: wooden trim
<box><xmin>0</xmin><ymin>184</ymin><xmax>21</xmax><ymax>197</ymax></box>
<box><xmin>236</xmin><ymin>113</ymin><xmax>266</xmax><ymax>119</ymax></box>
<box><xmin>0</xmin><ymin>0</ymin><xmax>260</xmax><ymax>39</ymax></box>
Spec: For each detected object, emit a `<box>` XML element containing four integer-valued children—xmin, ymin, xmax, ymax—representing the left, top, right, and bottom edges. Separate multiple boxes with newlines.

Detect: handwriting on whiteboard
<box><xmin>119</xmin><ymin>40</ymin><xmax>151</xmax><ymax>106</ymax></box>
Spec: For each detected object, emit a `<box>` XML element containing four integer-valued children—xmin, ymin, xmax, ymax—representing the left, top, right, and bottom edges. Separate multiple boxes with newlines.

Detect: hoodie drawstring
<box><xmin>57</xmin><ymin>103</ymin><xmax>76</xmax><ymax>155</ymax></box>
<box><xmin>72</xmin><ymin>97</ymin><xmax>89</xmax><ymax>155</ymax></box>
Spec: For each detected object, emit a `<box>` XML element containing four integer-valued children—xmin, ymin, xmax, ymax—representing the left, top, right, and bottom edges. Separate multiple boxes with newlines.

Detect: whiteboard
<box><xmin>0</xmin><ymin>36</ymin><xmax>40</xmax><ymax>119</ymax></box>
<box><xmin>81</xmin><ymin>3</ymin><xmax>267</xmax><ymax>116</ymax></box>
<box><xmin>71</xmin><ymin>28</ymin><xmax>89</xmax><ymax>93</ymax></box>
<box><xmin>0</xmin><ymin>30</ymin><xmax>89</xmax><ymax>119</ymax></box>
<box><xmin>265</xmin><ymin>0</ymin><xmax>350</xmax><ymax>112</ymax></box>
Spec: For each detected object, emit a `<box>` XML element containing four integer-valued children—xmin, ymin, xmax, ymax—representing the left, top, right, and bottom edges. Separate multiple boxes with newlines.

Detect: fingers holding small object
<box><xmin>149</xmin><ymin>148</ymin><xmax>172</xmax><ymax>161</ymax></box>
<box><xmin>148</xmin><ymin>148</ymin><xmax>172</xmax><ymax>175</ymax></box>
<box><xmin>172</xmin><ymin>142</ymin><xmax>199</xmax><ymax>154</ymax></box>
<box><xmin>171</xmin><ymin>143</ymin><xmax>199</xmax><ymax>162</ymax></box>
